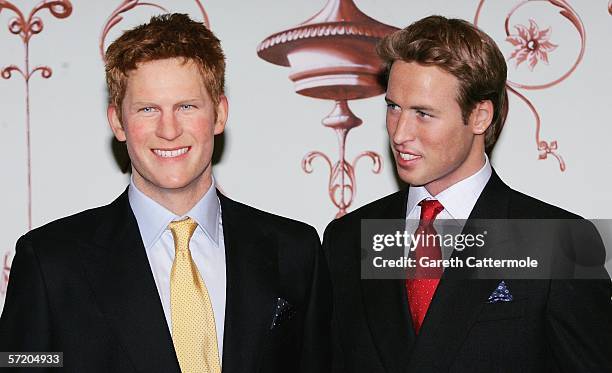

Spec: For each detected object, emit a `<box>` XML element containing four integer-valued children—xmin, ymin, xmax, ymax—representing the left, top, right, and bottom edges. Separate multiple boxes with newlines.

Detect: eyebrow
<box><xmin>411</xmin><ymin>105</ymin><xmax>438</xmax><ymax>114</ymax></box>
<box><xmin>129</xmin><ymin>98</ymin><xmax>203</xmax><ymax>106</ymax></box>
<box><xmin>384</xmin><ymin>96</ymin><xmax>396</xmax><ymax>105</ymax></box>
<box><xmin>384</xmin><ymin>97</ymin><xmax>439</xmax><ymax>113</ymax></box>
<box><xmin>176</xmin><ymin>98</ymin><xmax>203</xmax><ymax>103</ymax></box>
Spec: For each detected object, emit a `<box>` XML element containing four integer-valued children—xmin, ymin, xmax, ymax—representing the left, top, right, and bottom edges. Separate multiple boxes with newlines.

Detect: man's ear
<box><xmin>469</xmin><ymin>100</ymin><xmax>494</xmax><ymax>135</ymax></box>
<box><xmin>214</xmin><ymin>95</ymin><xmax>228</xmax><ymax>135</ymax></box>
<box><xmin>107</xmin><ymin>105</ymin><xmax>126</xmax><ymax>142</ymax></box>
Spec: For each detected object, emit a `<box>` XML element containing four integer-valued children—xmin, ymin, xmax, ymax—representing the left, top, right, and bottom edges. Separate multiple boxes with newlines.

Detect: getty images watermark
<box><xmin>361</xmin><ymin>219</ymin><xmax>611</xmax><ymax>280</ymax></box>
<box><xmin>371</xmin><ymin>229</ymin><xmax>537</xmax><ymax>270</ymax></box>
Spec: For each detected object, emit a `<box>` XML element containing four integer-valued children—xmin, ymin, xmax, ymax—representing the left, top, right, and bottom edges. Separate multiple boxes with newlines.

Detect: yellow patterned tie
<box><xmin>169</xmin><ymin>218</ymin><xmax>221</xmax><ymax>373</ymax></box>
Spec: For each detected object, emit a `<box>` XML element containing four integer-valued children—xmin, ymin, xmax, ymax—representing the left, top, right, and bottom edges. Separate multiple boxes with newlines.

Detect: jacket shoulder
<box><xmin>324</xmin><ymin>190</ymin><xmax>405</xmax><ymax>238</ymax></box>
<box><xmin>219</xmin><ymin>193</ymin><xmax>319</xmax><ymax>239</ymax></box>
<box><xmin>24</xmin><ymin>202</ymin><xmax>115</xmax><ymax>243</ymax></box>
<box><xmin>507</xmin><ymin>188</ymin><xmax>581</xmax><ymax>219</ymax></box>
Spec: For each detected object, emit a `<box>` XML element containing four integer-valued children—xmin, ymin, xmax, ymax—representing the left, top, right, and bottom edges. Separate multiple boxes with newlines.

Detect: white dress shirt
<box><xmin>128</xmin><ymin>178</ymin><xmax>226</xmax><ymax>359</ymax></box>
<box><xmin>405</xmin><ymin>155</ymin><xmax>492</xmax><ymax>260</ymax></box>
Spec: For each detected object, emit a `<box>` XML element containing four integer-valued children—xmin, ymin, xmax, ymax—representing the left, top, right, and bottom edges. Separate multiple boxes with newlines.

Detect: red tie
<box><xmin>405</xmin><ymin>199</ymin><xmax>444</xmax><ymax>334</ymax></box>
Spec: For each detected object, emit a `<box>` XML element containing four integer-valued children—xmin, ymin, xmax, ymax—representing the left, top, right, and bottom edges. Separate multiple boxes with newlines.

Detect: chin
<box><xmin>396</xmin><ymin>169</ymin><xmax>422</xmax><ymax>186</ymax></box>
<box><xmin>142</xmin><ymin>174</ymin><xmax>188</xmax><ymax>189</ymax></box>
<box><xmin>160</xmin><ymin>179</ymin><xmax>196</xmax><ymax>190</ymax></box>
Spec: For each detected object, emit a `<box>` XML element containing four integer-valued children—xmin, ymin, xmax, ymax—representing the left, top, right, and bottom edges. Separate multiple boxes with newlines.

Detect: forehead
<box><xmin>125</xmin><ymin>57</ymin><xmax>207</xmax><ymax>94</ymax></box>
<box><xmin>387</xmin><ymin>61</ymin><xmax>459</xmax><ymax>103</ymax></box>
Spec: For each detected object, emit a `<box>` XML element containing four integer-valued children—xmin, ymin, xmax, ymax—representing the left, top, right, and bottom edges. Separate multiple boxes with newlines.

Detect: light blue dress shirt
<box><xmin>128</xmin><ymin>178</ymin><xmax>226</xmax><ymax>360</ymax></box>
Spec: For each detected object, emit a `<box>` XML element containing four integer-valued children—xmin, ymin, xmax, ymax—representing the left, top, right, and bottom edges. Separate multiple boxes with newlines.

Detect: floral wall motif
<box><xmin>475</xmin><ymin>0</ymin><xmax>587</xmax><ymax>172</ymax></box>
<box><xmin>506</xmin><ymin>19</ymin><xmax>558</xmax><ymax>71</ymax></box>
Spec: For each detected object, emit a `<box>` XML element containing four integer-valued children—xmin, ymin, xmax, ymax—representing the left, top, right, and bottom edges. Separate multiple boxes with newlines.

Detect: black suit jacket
<box><xmin>323</xmin><ymin>171</ymin><xmax>612</xmax><ymax>372</ymax></box>
<box><xmin>0</xmin><ymin>190</ymin><xmax>331</xmax><ymax>373</ymax></box>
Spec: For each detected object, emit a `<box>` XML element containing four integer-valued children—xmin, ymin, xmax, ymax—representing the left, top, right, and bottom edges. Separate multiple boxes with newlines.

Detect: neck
<box><xmin>425</xmin><ymin>143</ymin><xmax>486</xmax><ymax>196</ymax></box>
<box><xmin>133</xmin><ymin>173</ymin><xmax>213</xmax><ymax>216</ymax></box>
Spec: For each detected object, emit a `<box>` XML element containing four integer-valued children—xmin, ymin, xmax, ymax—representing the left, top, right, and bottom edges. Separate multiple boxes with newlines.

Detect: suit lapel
<box><xmin>360</xmin><ymin>190</ymin><xmax>418</xmax><ymax>373</ymax></box>
<box><xmin>462</xmin><ymin>171</ymin><xmax>510</xmax><ymax>221</ymax></box>
<box><xmin>407</xmin><ymin>277</ymin><xmax>501</xmax><ymax>370</ymax></box>
<box><xmin>218</xmin><ymin>193</ymin><xmax>279</xmax><ymax>373</ymax></box>
<box><xmin>81</xmin><ymin>191</ymin><xmax>181</xmax><ymax>373</ymax></box>
<box><xmin>406</xmin><ymin>170</ymin><xmax>511</xmax><ymax>371</ymax></box>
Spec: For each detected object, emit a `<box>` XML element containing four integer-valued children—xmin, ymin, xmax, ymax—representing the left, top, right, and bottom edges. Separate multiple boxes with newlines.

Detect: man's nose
<box><xmin>392</xmin><ymin>112</ymin><xmax>417</xmax><ymax>145</ymax></box>
<box><xmin>156</xmin><ymin>111</ymin><xmax>182</xmax><ymax>140</ymax></box>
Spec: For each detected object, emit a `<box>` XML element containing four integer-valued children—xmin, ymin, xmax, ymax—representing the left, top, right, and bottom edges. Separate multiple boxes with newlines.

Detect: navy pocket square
<box><xmin>270</xmin><ymin>297</ymin><xmax>296</xmax><ymax>330</ymax></box>
<box><xmin>487</xmin><ymin>281</ymin><xmax>513</xmax><ymax>303</ymax></box>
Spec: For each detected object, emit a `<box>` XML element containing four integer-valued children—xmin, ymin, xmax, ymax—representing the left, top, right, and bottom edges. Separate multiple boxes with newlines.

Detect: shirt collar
<box><xmin>128</xmin><ymin>176</ymin><xmax>221</xmax><ymax>248</ymax></box>
<box><xmin>407</xmin><ymin>154</ymin><xmax>492</xmax><ymax>220</ymax></box>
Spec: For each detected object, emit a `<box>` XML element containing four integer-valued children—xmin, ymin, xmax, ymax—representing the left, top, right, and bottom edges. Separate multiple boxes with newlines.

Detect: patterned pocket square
<box><xmin>487</xmin><ymin>281</ymin><xmax>513</xmax><ymax>303</ymax></box>
<box><xmin>270</xmin><ymin>297</ymin><xmax>296</xmax><ymax>330</ymax></box>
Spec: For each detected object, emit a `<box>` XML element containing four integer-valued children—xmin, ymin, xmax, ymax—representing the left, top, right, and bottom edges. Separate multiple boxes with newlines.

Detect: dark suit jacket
<box><xmin>0</xmin><ymin>190</ymin><xmax>331</xmax><ymax>373</ymax></box>
<box><xmin>323</xmin><ymin>171</ymin><xmax>612</xmax><ymax>372</ymax></box>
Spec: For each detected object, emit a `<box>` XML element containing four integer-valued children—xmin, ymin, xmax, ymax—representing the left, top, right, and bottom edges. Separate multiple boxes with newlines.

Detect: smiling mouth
<box><xmin>399</xmin><ymin>152</ymin><xmax>422</xmax><ymax>161</ymax></box>
<box><xmin>152</xmin><ymin>147</ymin><xmax>190</xmax><ymax>158</ymax></box>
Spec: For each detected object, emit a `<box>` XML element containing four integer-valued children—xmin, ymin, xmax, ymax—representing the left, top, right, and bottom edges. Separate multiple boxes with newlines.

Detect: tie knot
<box><xmin>418</xmin><ymin>199</ymin><xmax>444</xmax><ymax>225</ymax></box>
<box><xmin>168</xmin><ymin>217</ymin><xmax>198</xmax><ymax>253</ymax></box>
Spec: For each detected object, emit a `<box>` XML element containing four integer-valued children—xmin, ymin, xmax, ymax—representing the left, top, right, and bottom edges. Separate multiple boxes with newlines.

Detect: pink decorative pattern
<box><xmin>507</xmin><ymin>19</ymin><xmax>557</xmax><ymax>70</ymax></box>
<box><xmin>100</xmin><ymin>0</ymin><xmax>211</xmax><ymax>60</ymax></box>
<box><xmin>1</xmin><ymin>253</ymin><xmax>10</xmax><ymax>296</ymax></box>
<box><xmin>257</xmin><ymin>0</ymin><xmax>394</xmax><ymax>218</ymax></box>
<box><xmin>258</xmin><ymin>22</ymin><xmax>396</xmax><ymax>53</ymax></box>
<box><xmin>475</xmin><ymin>0</ymin><xmax>585</xmax><ymax>172</ymax></box>
<box><xmin>302</xmin><ymin>101</ymin><xmax>382</xmax><ymax>218</ymax></box>
<box><xmin>0</xmin><ymin>0</ymin><xmax>73</xmax><ymax>232</ymax></box>
<box><xmin>0</xmin><ymin>0</ymin><xmax>72</xmax><ymax>298</ymax></box>
<box><xmin>303</xmin><ymin>150</ymin><xmax>382</xmax><ymax>218</ymax></box>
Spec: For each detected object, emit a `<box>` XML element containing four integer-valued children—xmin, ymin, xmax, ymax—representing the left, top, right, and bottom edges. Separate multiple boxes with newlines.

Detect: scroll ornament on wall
<box><xmin>99</xmin><ymin>0</ymin><xmax>210</xmax><ymax>60</ymax></box>
<box><xmin>257</xmin><ymin>0</ymin><xmax>397</xmax><ymax>218</ymax></box>
<box><xmin>0</xmin><ymin>0</ymin><xmax>73</xmax><ymax>297</ymax></box>
<box><xmin>475</xmin><ymin>0</ymin><xmax>587</xmax><ymax>171</ymax></box>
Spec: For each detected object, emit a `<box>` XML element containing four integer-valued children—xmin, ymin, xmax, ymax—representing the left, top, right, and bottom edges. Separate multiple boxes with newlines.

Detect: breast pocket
<box><xmin>260</xmin><ymin>309</ymin><xmax>302</xmax><ymax>372</ymax></box>
<box><xmin>475</xmin><ymin>299</ymin><xmax>525</xmax><ymax>322</ymax></box>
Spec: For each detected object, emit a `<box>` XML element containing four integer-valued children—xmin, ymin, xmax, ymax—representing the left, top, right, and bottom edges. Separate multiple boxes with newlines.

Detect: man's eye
<box><xmin>386</xmin><ymin>103</ymin><xmax>401</xmax><ymax>112</ymax></box>
<box><xmin>416</xmin><ymin>110</ymin><xmax>432</xmax><ymax>118</ymax></box>
<box><xmin>180</xmin><ymin>104</ymin><xmax>195</xmax><ymax>110</ymax></box>
<box><xmin>140</xmin><ymin>107</ymin><xmax>155</xmax><ymax>113</ymax></box>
